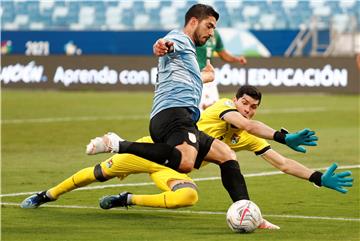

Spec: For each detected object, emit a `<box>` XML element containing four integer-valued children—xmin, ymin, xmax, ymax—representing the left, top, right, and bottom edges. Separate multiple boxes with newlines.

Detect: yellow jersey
<box><xmin>198</xmin><ymin>98</ymin><xmax>270</xmax><ymax>154</ymax></box>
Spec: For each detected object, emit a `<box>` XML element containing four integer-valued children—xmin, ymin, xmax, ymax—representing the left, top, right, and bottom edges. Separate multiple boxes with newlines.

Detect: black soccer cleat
<box><xmin>20</xmin><ymin>191</ymin><xmax>53</xmax><ymax>208</ymax></box>
<box><xmin>99</xmin><ymin>191</ymin><xmax>132</xmax><ymax>209</ymax></box>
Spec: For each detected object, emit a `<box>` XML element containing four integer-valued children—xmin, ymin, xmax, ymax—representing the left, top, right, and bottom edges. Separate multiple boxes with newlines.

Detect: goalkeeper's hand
<box><xmin>274</xmin><ymin>128</ymin><xmax>318</xmax><ymax>153</ymax></box>
<box><xmin>321</xmin><ymin>163</ymin><xmax>353</xmax><ymax>193</ymax></box>
<box><xmin>309</xmin><ymin>163</ymin><xmax>353</xmax><ymax>193</ymax></box>
<box><xmin>285</xmin><ymin>128</ymin><xmax>318</xmax><ymax>153</ymax></box>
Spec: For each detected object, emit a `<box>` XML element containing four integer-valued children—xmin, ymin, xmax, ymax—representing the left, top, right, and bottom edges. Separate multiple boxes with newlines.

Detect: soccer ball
<box><xmin>226</xmin><ymin>200</ymin><xmax>262</xmax><ymax>233</ymax></box>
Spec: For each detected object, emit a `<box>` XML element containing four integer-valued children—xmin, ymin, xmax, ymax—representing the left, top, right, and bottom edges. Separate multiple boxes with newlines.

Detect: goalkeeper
<box><xmin>21</xmin><ymin>86</ymin><xmax>352</xmax><ymax>213</ymax></box>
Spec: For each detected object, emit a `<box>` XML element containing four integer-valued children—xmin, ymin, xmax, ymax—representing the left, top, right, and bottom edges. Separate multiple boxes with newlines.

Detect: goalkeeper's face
<box><xmin>193</xmin><ymin>16</ymin><xmax>217</xmax><ymax>46</ymax></box>
<box><xmin>233</xmin><ymin>94</ymin><xmax>260</xmax><ymax>119</ymax></box>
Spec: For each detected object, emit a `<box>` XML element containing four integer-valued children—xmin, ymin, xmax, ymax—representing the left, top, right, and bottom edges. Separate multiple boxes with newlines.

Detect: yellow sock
<box><xmin>47</xmin><ymin>167</ymin><xmax>96</xmax><ymax>199</ymax></box>
<box><xmin>131</xmin><ymin>187</ymin><xmax>198</xmax><ymax>209</ymax></box>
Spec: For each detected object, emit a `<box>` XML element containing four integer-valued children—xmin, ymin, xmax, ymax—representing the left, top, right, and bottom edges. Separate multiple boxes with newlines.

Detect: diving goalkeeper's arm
<box><xmin>261</xmin><ymin>150</ymin><xmax>353</xmax><ymax>194</ymax></box>
<box><xmin>222</xmin><ymin>111</ymin><xmax>318</xmax><ymax>153</ymax></box>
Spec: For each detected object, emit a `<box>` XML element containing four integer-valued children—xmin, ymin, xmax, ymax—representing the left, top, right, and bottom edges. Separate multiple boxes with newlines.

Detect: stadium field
<box><xmin>2</xmin><ymin>89</ymin><xmax>359</xmax><ymax>241</ymax></box>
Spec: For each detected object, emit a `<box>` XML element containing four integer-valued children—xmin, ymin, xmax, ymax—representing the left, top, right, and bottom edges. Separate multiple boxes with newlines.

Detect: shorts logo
<box><xmin>188</xmin><ymin>132</ymin><xmax>197</xmax><ymax>144</ymax></box>
<box><xmin>106</xmin><ymin>159</ymin><xmax>113</xmax><ymax>168</ymax></box>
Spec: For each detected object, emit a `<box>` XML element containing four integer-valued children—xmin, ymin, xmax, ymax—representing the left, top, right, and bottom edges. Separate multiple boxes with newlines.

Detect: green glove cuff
<box><xmin>309</xmin><ymin>171</ymin><xmax>323</xmax><ymax>187</ymax></box>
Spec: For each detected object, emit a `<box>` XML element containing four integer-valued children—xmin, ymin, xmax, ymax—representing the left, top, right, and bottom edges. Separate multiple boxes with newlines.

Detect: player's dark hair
<box><xmin>184</xmin><ymin>4</ymin><xmax>219</xmax><ymax>26</ymax></box>
<box><xmin>235</xmin><ymin>85</ymin><xmax>262</xmax><ymax>105</ymax></box>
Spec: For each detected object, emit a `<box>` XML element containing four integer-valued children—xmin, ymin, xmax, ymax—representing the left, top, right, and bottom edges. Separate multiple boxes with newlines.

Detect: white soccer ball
<box><xmin>226</xmin><ymin>200</ymin><xmax>262</xmax><ymax>233</ymax></box>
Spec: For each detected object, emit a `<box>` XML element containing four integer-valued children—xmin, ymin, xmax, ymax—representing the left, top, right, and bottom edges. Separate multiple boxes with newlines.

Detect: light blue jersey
<box><xmin>150</xmin><ymin>30</ymin><xmax>203</xmax><ymax>122</ymax></box>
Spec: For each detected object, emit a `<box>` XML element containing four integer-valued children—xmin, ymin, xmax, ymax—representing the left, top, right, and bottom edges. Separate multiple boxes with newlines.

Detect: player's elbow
<box><xmin>166</xmin><ymin>188</ymin><xmax>198</xmax><ymax>209</ymax></box>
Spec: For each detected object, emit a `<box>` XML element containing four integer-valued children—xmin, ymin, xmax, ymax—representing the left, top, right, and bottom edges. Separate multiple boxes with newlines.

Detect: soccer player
<box><xmin>154</xmin><ymin>29</ymin><xmax>247</xmax><ymax>112</ymax></box>
<box><xmin>99</xmin><ymin>3</ymin><xmax>257</xmax><ymax>201</ymax></box>
<box><xmin>105</xmin><ymin>4</ymin><xmax>221</xmax><ymax>175</ymax></box>
<box><xmin>101</xmin><ymin>4</ymin><xmax>317</xmax><ymax>202</ymax></box>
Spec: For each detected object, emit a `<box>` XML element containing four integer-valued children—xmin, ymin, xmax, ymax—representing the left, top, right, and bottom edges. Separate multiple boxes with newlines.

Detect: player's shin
<box><xmin>47</xmin><ymin>166</ymin><xmax>97</xmax><ymax>199</ymax></box>
<box><xmin>220</xmin><ymin>160</ymin><xmax>250</xmax><ymax>202</ymax></box>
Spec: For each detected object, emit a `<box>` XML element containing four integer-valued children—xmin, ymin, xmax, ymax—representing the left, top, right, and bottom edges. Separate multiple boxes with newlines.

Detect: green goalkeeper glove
<box><xmin>274</xmin><ymin>128</ymin><xmax>318</xmax><ymax>153</ymax></box>
<box><xmin>309</xmin><ymin>163</ymin><xmax>353</xmax><ymax>194</ymax></box>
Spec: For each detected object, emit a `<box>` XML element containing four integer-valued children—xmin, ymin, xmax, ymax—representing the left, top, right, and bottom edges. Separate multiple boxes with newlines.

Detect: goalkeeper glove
<box><xmin>274</xmin><ymin>128</ymin><xmax>318</xmax><ymax>153</ymax></box>
<box><xmin>309</xmin><ymin>163</ymin><xmax>353</xmax><ymax>194</ymax></box>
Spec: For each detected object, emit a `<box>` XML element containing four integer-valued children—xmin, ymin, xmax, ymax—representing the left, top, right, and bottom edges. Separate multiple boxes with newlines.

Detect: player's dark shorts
<box><xmin>150</xmin><ymin>107</ymin><xmax>214</xmax><ymax>169</ymax></box>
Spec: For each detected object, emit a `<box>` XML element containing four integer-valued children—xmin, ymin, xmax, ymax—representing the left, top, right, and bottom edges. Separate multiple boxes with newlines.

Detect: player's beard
<box><xmin>193</xmin><ymin>28</ymin><xmax>209</xmax><ymax>47</ymax></box>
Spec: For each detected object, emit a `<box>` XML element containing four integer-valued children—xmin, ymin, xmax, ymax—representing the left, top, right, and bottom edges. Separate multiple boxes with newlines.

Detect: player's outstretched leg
<box><xmin>86</xmin><ymin>132</ymin><xmax>123</xmax><ymax>155</ymax></box>
<box><xmin>100</xmin><ymin>187</ymin><xmax>198</xmax><ymax>209</ymax></box>
<box><xmin>21</xmin><ymin>166</ymin><xmax>101</xmax><ymax>208</ymax></box>
<box><xmin>20</xmin><ymin>191</ymin><xmax>54</xmax><ymax>208</ymax></box>
<box><xmin>86</xmin><ymin>133</ymin><xmax>183</xmax><ymax>171</ymax></box>
<box><xmin>258</xmin><ymin>218</ymin><xmax>280</xmax><ymax>230</ymax></box>
<box><xmin>99</xmin><ymin>192</ymin><xmax>132</xmax><ymax>209</ymax></box>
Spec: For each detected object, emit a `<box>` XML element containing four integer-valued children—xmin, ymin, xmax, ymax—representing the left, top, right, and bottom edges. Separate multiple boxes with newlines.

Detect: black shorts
<box><xmin>150</xmin><ymin>107</ymin><xmax>214</xmax><ymax>169</ymax></box>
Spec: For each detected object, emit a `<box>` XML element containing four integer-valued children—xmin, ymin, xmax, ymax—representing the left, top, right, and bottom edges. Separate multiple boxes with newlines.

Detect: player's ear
<box><xmin>189</xmin><ymin>17</ymin><xmax>199</xmax><ymax>27</ymax></box>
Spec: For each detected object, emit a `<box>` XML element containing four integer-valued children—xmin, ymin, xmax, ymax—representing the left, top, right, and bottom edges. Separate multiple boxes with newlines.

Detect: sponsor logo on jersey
<box><xmin>224</xmin><ymin>100</ymin><xmax>235</xmax><ymax>108</ymax></box>
<box><xmin>231</xmin><ymin>134</ymin><xmax>240</xmax><ymax>144</ymax></box>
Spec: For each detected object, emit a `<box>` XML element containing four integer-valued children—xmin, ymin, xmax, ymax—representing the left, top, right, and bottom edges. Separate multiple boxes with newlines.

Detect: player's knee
<box><xmin>178</xmin><ymin>160</ymin><xmax>194</xmax><ymax>173</ymax></box>
<box><xmin>166</xmin><ymin>187</ymin><xmax>198</xmax><ymax>209</ymax></box>
<box><xmin>179</xmin><ymin>187</ymin><xmax>198</xmax><ymax>206</ymax></box>
<box><xmin>176</xmin><ymin>144</ymin><xmax>197</xmax><ymax>173</ymax></box>
<box><xmin>210</xmin><ymin>140</ymin><xmax>237</xmax><ymax>164</ymax></box>
<box><xmin>218</xmin><ymin>147</ymin><xmax>237</xmax><ymax>163</ymax></box>
<box><xmin>178</xmin><ymin>151</ymin><xmax>196</xmax><ymax>173</ymax></box>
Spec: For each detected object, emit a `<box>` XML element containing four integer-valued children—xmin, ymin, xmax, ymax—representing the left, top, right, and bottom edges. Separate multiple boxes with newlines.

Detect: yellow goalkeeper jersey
<box><xmin>198</xmin><ymin>98</ymin><xmax>270</xmax><ymax>154</ymax></box>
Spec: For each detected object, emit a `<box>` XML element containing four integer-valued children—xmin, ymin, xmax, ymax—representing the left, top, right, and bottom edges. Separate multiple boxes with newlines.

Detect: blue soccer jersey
<box><xmin>150</xmin><ymin>30</ymin><xmax>203</xmax><ymax>122</ymax></box>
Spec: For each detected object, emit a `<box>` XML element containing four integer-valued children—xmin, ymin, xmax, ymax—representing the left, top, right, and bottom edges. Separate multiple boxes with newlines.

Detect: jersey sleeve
<box><xmin>198</xmin><ymin>98</ymin><xmax>236</xmax><ymax>140</ymax></box>
<box><xmin>164</xmin><ymin>32</ymin><xmax>189</xmax><ymax>53</ymax></box>
<box><xmin>246</xmin><ymin>135</ymin><xmax>271</xmax><ymax>155</ymax></box>
<box><xmin>214</xmin><ymin>30</ymin><xmax>224</xmax><ymax>53</ymax></box>
<box><xmin>218</xmin><ymin>99</ymin><xmax>237</xmax><ymax>119</ymax></box>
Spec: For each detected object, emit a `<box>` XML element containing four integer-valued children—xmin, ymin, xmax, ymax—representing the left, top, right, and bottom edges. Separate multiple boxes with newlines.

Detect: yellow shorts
<box><xmin>100</xmin><ymin>136</ymin><xmax>194</xmax><ymax>191</ymax></box>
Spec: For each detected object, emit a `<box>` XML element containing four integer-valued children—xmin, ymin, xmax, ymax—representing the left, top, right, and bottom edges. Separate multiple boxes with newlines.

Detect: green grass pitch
<box><xmin>2</xmin><ymin>89</ymin><xmax>359</xmax><ymax>241</ymax></box>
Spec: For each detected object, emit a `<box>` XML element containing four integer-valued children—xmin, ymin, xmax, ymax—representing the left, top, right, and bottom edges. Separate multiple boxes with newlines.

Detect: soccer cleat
<box><xmin>99</xmin><ymin>191</ymin><xmax>132</xmax><ymax>209</ymax></box>
<box><xmin>20</xmin><ymin>191</ymin><xmax>53</xmax><ymax>208</ymax></box>
<box><xmin>86</xmin><ymin>132</ymin><xmax>123</xmax><ymax>155</ymax></box>
<box><xmin>258</xmin><ymin>218</ymin><xmax>280</xmax><ymax>230</ymax></box>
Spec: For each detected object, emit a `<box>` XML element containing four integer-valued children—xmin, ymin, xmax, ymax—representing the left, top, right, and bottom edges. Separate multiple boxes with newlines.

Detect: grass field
<box><xmin>2</xmin><ymin>89</ymin><xmax>359</xmax><ymax>241</ymax></box>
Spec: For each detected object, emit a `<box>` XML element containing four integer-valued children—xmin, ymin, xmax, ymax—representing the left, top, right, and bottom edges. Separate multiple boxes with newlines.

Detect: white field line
<box><xmin>1</xmin><ymin>202</ymin><xmax>359</xmax><ymax>222</ymax></box>
<box><xmin>2</xmin><ymin>107</ymin><xmax>326</xmax><ymax>124</ymax></box>
<box><xmin>1</xmin><ymin>164</ymin><xmax>358</xmax><ymax>198</ymax></box>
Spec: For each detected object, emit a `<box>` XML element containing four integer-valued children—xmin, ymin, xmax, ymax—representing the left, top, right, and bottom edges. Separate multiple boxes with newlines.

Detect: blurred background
<box><xmin>1</xmin><ymin>0</ymin><xmax>359</xmax><ymax>93</ymax></box>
